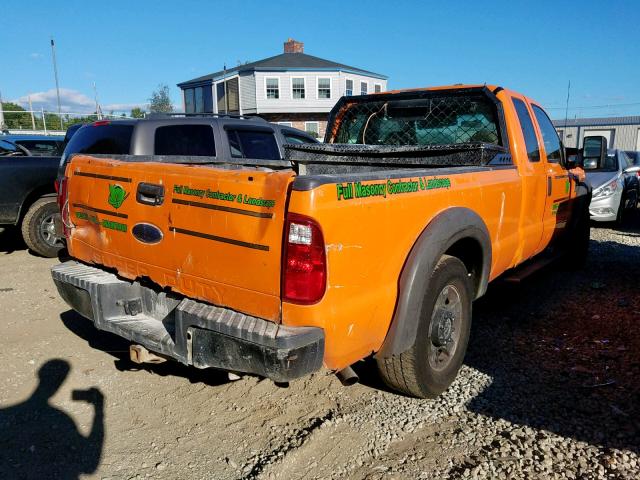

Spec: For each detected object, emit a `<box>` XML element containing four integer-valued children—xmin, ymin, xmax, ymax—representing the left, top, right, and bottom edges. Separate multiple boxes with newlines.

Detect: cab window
<box><xmin>513</xmin><ymin>98</ymin><xmax>540</xmax><ymax>162</ymax></box>
<box><xmin>532</xmin><ymin>105</ymin><xmax>562</xmax><ymax>163</ymax></box>
<box><xmin>226</xmin><ymin>129</ymin><xmax>280</xmax><ymax>160</ymax></box>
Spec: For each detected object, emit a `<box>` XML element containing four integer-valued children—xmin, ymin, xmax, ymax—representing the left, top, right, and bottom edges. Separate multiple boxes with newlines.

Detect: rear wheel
<box><xmin>21</xmin><ymin>197</ymin><xmax>64</xmax><ymax>258</ymax></box>
<box><xmin>377</xmin><ymin>255</ymin><xmax>472</xmax><ymax>398</ymax></box>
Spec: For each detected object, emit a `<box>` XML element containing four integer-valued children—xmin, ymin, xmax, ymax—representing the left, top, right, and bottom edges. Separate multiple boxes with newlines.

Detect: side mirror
<box><xmin>581</xmin><ymin>136</ymin><xmax>607</xmax><ymax>169</ymax></box>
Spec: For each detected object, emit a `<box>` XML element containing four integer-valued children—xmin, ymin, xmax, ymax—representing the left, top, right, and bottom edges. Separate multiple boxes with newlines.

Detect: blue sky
<box><xmin>3</xmin><ymin>0</ymin><xmax>639</xmax><ymax>119</ymax></box>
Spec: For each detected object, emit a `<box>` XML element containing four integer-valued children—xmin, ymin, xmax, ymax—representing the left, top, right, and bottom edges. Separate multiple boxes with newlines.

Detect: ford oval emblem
<box><xmin>132</xmin><ymin>223</ymin><xmax>163</xmax><ymax>244</ymax></box>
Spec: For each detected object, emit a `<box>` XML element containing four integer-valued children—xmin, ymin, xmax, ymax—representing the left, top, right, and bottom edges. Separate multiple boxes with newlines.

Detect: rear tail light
<box><xmin>57</xmin><ymin>176</ymin><xmax>72</xmax><ymax>238</ymax></box>
<box><xmin>282</xmin><ymin>213</ymin><xmax>326</xmax><ymax>304</ymax></box>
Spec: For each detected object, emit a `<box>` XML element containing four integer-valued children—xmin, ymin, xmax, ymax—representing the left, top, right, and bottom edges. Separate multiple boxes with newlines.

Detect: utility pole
<box><xmin>50</xmin><ymin>37</ymin><xmax>63</xmax><ymax>130</ymax></box>
<box><xmin>28</xmin><ymin>95</ymin><xmax>36</xmax><ymax>130</ymax></box>
<box><xmin>0</xmin><ymin>89</ymin><xmax>5</xmax><ymax>131</ymax></box>
<box><xmin>93</xmin><ymin>82</ymin><xmax>101</xmax><ymax>120</ymax></box>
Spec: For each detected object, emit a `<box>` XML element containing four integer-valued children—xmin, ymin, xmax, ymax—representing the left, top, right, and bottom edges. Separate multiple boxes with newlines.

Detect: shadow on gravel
<box><xmin>0</xmin><ymin>227</ymin><xmax>27</xmax><ymax>255</ymax></box>
<box><xmin>465</xmin><ymin>221</ymin><xmax>640</xmax><ymax>454</ymax></box>
<box><xmin>0</xmin><ymin>359</ymin><xmax>104</xmax><ymax>479</ymax></box>
<box><xmin>60</xmin><ymin>310</ymin><xmax>231</xmax><ymax>387</ymax></box>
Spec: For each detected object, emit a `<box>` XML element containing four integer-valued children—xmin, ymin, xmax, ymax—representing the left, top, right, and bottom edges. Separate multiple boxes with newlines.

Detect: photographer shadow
<box><xmin>464</xmin><ymin>240</ymin><xmax>640</xmax><ymax>454</ymax></box>
<box><xmin>0</xmin><ymin>359</ymin><xmax>104</xmax><ymax>479</ymax></box>
<box><xmin>60</xmin><ymin>310</ymin><xmax>230</xmax><ymax>387</ymax></box>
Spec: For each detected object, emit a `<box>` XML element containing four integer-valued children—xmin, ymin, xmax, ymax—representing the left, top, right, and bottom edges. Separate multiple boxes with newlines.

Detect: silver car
<box><xmin>585</xmin><ymin>149</ymin><xmax>640</xmax><ymax>223</ymax></box>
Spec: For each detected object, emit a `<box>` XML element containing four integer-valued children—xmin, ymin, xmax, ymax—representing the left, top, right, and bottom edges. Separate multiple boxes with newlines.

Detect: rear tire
<box><xmin>21</xmin><ymin>197</ymin><xmax>64</xmax><ymax>258</ymax></box>
<box><xmin>376</xmin><ymin>255</ymin><xmax>472</xmax><ymax>398</ymax></box>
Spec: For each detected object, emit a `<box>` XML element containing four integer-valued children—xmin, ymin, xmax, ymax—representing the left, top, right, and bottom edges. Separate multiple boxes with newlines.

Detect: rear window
<box><xmin>63</xmin><ymin>124</ymin><xmax>133</xmax><ymax>158</ymax></box>
<box><xmin>154</xmin><ymin>125</ymin><xmax>216</xmax><ymax>156</ymax></box>
<box><xmin>283</xmin><ymin>132</ymin><xmax>317</xmax><ymax>144</ymax></box>
<box><xmin>513</xmin><ymin>98</ymin><xmax>540</xmax><ymax>163</ymax></box>
<box><xmin>333</xmin><ymin>93</ymin><xmax>500</xmax><ymax>146</ymax></box>
<box><xmin>227</xmin><ymin>129</ymin><xmax>280</xmax><ymax>160</ymax></box>
<box><xmin>15</xmin><ymin>140</ymin><xmax>62</xmax><ymax>156</ymax></box>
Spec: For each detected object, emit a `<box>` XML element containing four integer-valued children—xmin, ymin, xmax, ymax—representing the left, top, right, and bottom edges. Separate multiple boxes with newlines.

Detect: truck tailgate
<box><xmin>65</xmin><ymin>155</ymin><xmax>294</xmax><ymax>321</ymax></box>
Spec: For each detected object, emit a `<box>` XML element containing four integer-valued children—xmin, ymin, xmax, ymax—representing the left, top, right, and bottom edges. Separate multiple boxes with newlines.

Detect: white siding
<box><xmin>555</xmin><ymin>123</ymin><xmax>640</xmax><ymax>150</ymax></box>
<box><xmin>254</xmin><ymin>71</ymin><xmax>387</xmax><ymax>114</ymax></box>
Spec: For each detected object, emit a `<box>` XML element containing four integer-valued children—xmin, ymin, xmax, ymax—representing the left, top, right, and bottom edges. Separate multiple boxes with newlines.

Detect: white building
<box><xmin>553</xmin><ymin>116</ymin><xmax>640</xmax><ymax>151</ymax></box>
<box><xmin>177</xmin><ymin>39</ymin><xmax>388</xmax><ymax>138</ymax></box>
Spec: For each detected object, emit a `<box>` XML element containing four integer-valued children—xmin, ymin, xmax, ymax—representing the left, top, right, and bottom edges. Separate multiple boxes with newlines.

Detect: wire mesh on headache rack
<box><xmin>334</xmin><ymin>93</ymin><xmax>501</xmax><ymax>147</ymax></box>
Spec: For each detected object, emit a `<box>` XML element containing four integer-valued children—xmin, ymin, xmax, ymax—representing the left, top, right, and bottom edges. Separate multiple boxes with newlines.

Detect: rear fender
<box><xmin>375</xmin><ymin>207</ymin><xmax>491</xmax><ymax>358</ymax></box>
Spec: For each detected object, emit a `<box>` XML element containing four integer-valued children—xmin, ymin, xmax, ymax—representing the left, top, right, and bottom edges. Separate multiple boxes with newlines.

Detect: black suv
<box><xmin>58</xmin><ymin>114</ymin><xmax>318</xmax><ymax>183</ymax></box>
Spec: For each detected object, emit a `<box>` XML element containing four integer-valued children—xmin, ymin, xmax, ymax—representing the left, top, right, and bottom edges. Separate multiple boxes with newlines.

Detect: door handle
<box><xmin>136</xmin><ymin>183</ymin><xmax>165</xmax><ymax>206</ymax></box>
<box><xmin>547</xmin><ymin>176</ymin><xmax>552</xmax><ymax>196</ymax></box>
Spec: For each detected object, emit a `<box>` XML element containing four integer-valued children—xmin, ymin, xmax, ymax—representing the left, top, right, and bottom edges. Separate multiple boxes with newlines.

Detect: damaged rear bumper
<box><xmin>51</xmin><ymin>261</ymin><xmax>324</xmax><ymax>383</ymax></box>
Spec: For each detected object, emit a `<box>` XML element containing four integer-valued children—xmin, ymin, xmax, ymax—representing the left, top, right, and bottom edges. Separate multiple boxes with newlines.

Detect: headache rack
<box><xmin>285</xmin><ymin>142</ymin><xmax>511</xmax><ymax>175</ymax></box>
<box><xmin>285</xmin><ymin>85</ymin><xmax>512</xmax><ymax>175</ymax></box>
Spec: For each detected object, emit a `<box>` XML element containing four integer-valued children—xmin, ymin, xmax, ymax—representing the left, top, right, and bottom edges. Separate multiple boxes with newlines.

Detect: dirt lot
<box><xmin>1</xmin><ymin>218</ymin><xmax>639</xmax><ymax>480</ymax></box>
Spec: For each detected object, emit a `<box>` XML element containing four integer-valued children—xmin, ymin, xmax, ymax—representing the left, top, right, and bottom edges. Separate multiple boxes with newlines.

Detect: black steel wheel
<box><xmin>377</xmin><ymin>255</ymin><xmax>472</xmax><ymax>398</ymax></box>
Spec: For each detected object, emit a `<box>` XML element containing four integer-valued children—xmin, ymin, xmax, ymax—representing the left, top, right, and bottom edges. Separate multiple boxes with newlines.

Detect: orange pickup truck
<box><xmin>52</xmin><ymin>85</ymin><xmax>594</xmax><ymax>398</ymax></box>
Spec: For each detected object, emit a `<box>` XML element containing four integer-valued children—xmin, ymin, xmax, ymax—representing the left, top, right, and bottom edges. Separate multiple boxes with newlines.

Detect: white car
<box><xmin>585</xmin><ymin>149</ymin><xmax>640</xmax><ymax>223</ymax></box>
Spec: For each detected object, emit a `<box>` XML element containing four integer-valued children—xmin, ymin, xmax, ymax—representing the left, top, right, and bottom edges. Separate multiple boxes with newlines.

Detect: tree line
<box><xmin>1</xmin><ymin>84</ymin><xmax>174</xmax><ymax>131</ymax></box>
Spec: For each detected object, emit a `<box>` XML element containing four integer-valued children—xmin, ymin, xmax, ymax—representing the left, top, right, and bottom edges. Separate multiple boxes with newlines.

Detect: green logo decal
<box><xmin>108</xmin><ymin>184</ymin><xmax>129</xmax><ymax>209</ymax></box>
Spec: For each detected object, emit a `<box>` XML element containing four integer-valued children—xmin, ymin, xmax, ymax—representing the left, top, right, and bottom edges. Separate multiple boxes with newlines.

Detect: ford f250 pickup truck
<box><xmin>52</xmin><ymin>85</ymin><xmax>593</xmax><ymax>398</ymax></box>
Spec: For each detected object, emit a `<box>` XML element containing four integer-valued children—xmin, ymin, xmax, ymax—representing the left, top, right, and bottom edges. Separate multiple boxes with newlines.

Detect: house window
<box><xmin>292</xmin><ymin>78</ymin><xmax>305</xmax><ymax>99</ymax></box>
<box><xmin>184</xmin><ymin>88</ymin><xmax>195</xmax><ymax>113</ymax></box>
<box><xmin>318</xmin><ymin>78</ymin><xmax>331</xmax><ymax>99</ymax></box>
<box><xmin>216</xmin><ymin>77</ymin><xmax>240</xmax><ymax>114</ymax></box>
<box><xmin>360</xmin><ymin>82</ymin><xmax>368</xmax><ymax>95</ymax></box>
<box><xmin>278</xmin><ymin>122</ymin><xmax>293</xmax><ymax>127</ymax></box>
<box><xmin>305</xmin><ymin>121</ymin><xmax>319</xmax><ymax>138</ymax></box>
<box><xmin>266</xmin><ymin>78</ymin><xmax>279</xmax><ymax>99</ymax></box>
<box><xmin>374</xmin><ymin>84</ymin><xmax>382</xmax><ymax>93</ymax></box>
<box><xmin>194</xmin><ymin>86</ymin><xmax>204</xmax><ymax>112</ymax></box>
<box><xmin>345</xmin><ymin>79</ymin><xmax>353</xmax><ymax>96</ymax></box>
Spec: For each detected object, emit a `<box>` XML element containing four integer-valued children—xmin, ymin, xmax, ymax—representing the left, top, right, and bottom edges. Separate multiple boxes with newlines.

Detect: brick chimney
<box><xmin>284</xmin><ymin>38</ymin><xmax>304</xmax><ymax>54</ymax></box>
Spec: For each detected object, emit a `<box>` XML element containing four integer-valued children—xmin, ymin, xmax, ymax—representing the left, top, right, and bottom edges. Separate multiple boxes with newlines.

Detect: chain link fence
<box><xmin>0</xmin><ymin>110</ymin><xmax>129</xmax><ymax>134</ymax></box>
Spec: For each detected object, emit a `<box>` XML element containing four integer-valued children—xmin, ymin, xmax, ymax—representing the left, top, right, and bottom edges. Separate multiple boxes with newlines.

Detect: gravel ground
<box><xmin>0</xmin><ymin>216</ymin><xmax>639</xmax><ymax>480</ymax></box>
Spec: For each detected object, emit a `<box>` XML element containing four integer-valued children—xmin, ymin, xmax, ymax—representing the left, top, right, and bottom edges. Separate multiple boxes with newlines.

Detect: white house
<box><xmin>177</xmin><ymin>39</ymin><xmax>388</xmax><ymax>138</ymax></box>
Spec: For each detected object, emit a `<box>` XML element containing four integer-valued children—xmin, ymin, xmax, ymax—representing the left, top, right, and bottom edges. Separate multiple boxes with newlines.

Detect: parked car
<box><xmin>2</xmin><ymin>134</ymin><xmax>64</xmax><ymax>156</ymax></box>
<box><xmin>0</xmin><ymin>141</ymin><xmax>65</xmax><ymax>257</ymax></box>
<box><xmin>53</xmin><ymin>85</ymin><xmax>592</xmax><ymax>398</ymax></box>
<box><xmin>583</xmin><ymin>141</ymin><xmax>639</xmax><ymax>223</ymax></box>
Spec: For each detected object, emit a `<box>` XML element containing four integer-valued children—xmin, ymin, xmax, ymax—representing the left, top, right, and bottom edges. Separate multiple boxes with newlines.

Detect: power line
<box><xmin>546</xmin><ymin>101</ymin><xmax>640</xmax><ymax>110</ymax></box>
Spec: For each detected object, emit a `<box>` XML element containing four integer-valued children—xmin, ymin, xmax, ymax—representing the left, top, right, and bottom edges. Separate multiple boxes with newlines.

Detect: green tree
<box><xmin>130</xmin><ymin>107</ymin><xmax>145</xmax><ymax>118</ymax></box>
<box><xmin>148</xmin><ymin>84</ymin><xmax>173</xmax><ymax>113</ymax></box>
<box><xmin>1</xmin><ymin>102</ymin><xmax>32</xmax><ymax>129</ymax></box>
